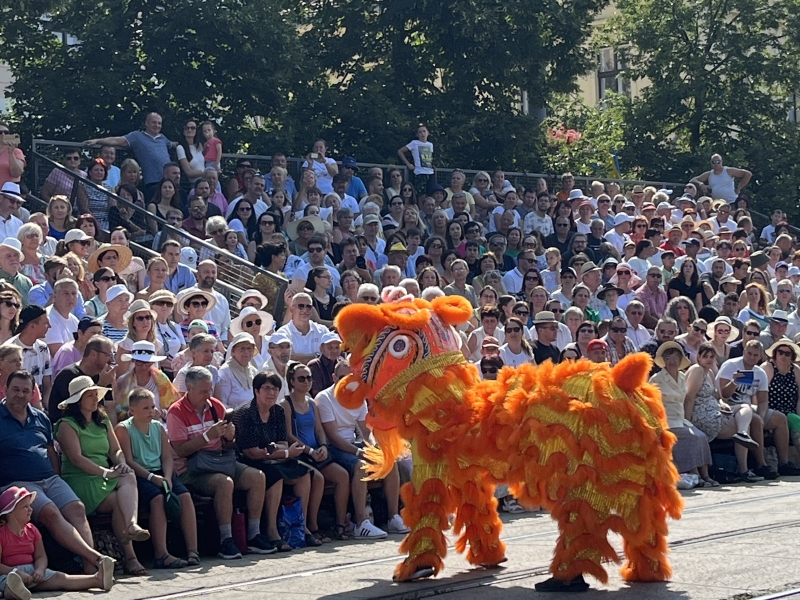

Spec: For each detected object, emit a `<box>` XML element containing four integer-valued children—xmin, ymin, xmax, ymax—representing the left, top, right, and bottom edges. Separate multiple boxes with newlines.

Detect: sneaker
<box><xmin>778</xmin><ymin>462</ymin><xmax>800</xmax><ymax>476</ymax></box>
<box><xmin>739</xmin><ymin>469</ymin><xmax>765</xmax><ymax>483</ymax></box>
<box><xmin>218</xmin><ymin>537</ymin><xmax>243</xmax><ymax>559</ymax></box>
<box><xmin>534</xmin><ymin>574</ymin><xmax>590</xmax><ymax>593</ymax></box>
<box><xmin>753</xmin><ymin>464</ymin><xmax>779</xmax><ymax>480</ymax></box>
<box><xmin>732</xmin><ymin>432</ymin><xmax>759</xmax><ymax>450</ymax></box>
<box><xmin>676</xmin><ymin>474</ymin><xmax>694</xmax><ymax>490</ymax></box>
<box><xmin>4</xmin><ymin>571</ymin><xmax>31</xmax><ymax>600</ymax></box>
<box><xmin>387</xmin><ymin>514</ymin><xmax>411</xmax><ymax>534</ymax></box>
<box><xmin>500</xmin><ymin>496</ymin><xmax>526</xmax><ymax>513</ymax></box>
<box><xmin>353</xmin><ymin>518</ymin><xmax>388</xmax><ymax>539</ymax></box>
<box><xmin>98</xmin><ymin>555</ymin><xmax>115</xmax><ymax>591</ymax></box>
<box><xmin>247</xmin><ymin>533</ymin><xmax>277</xmax><ymax>555</ymax></box>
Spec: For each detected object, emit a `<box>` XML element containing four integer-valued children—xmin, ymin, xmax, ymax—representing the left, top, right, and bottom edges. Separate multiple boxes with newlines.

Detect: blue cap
<box><xmin>342</xmin><ymin>156</ymin><xmax>357</xmax><ymax>169</ymax></box>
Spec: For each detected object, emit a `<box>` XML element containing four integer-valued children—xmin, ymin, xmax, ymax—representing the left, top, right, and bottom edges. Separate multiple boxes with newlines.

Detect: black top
<box><xmin>232</xmin><ymin>400</ymin><xmax>287</xmax><ymax>454</ymax></box>
<box><xmin>667</xmin><ymin>277</ymin><xmax>703</xmax><ymax>300</ymax></box>
<box><xmin>49</xmin><ymin>364</ymin><xmax>110</xmax><ymax>421</ymax></box>
<box><xmin>531</xmin><ymin>341</ymin><xmax>561</xmax><ymax>365</ymax></box>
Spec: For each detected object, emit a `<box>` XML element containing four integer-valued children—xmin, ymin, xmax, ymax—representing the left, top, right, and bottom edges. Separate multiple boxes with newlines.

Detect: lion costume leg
<box><xmin>619</xmin><ymin>497</ymin><xmax>672</xmax><ymax>582</ymax></box>
<box><xmin>393</xmin><ymin>461</ymin><xmax>453</xmax><ymax>582</ymax></box>
<box><xmin>451</xmin><ymin>476</ymin><xmax>506</xmax><ymax>568</ymax></box>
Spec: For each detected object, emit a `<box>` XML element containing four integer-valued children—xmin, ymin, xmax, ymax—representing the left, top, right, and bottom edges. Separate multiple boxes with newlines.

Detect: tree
<box><xmin>603</xmin><ymin>0</ymin><xmax>800</xmax><ymax>206</ymax></box>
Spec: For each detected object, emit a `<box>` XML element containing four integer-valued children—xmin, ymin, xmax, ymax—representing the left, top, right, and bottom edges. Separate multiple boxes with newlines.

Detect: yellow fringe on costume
<box><xmin>334</xmin><ymin>295</ymin><xmax>683</xmax><ymax>584</ymax></box>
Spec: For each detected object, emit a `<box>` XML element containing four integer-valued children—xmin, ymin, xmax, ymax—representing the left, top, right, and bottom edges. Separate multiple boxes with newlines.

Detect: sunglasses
<box><xmin>430</xmin><ymin>244</ymin><xmax>443</xmax><ymax>249</ymax></box>
<box><xmin>294</xmin><ymin>375</ymin><xmax>313</xmax><ymax>383</ymax></box>
<box><xmin>308</xmin><ymin>247</ymin><xmax>324</xmax><ymax>253</ymax></box>
<box><xmin>776</xmin><ymin>348</ymin><xmax>794</xmax><ymax>357</ymax></box>
<box><xmin>692</xmin><ymin>326</ymin><xmax>707</xmax><ymax>334</ymax></box>
<box><xmin>617</xmin><ymin>270</ymin><xmax>631</xmax><ymax>276</ymax></box>
<box><xmin>514</xmin><ymin>311</ymin><xmax>529</xmax><ymax>317</ymax></box>
<box><xmin>359</xmin><ymin>296</ymin><xmax>378</xmax><ymax>302</ymax></box>
<box><xmin>524</xmin><ymin>276</ymin><xmax>540</xmax><ymax>282</ymax></box>
<box><xmin>505</xmin><ymin>327</ymin><xmax>522</xmax><ymax>333</ymax></box>
<box><xmin>550</xmin><ymin>308</ymin><xmax>564</xmax><ymax>314</ymax></box>
<box><xmin>715</xmin><ymin>328</ymin><xmax>730</xmax><ymax>335</ymax></box>
<box><xmin>238</xmin><ymin>206</ymin><xmax>252</xmax><ymax>212</ymax></box>
<box><xmin>745</xmin><ymin>330</ymin><xmax>760</xmax><ymax>336</ymax></box>
<box><xmin>296</xmin><ymin>303</ymin><xmax>312</xmax><ymax>309</ymax></box>
<box><xmin>578</xmin><ymin>328</ymin><xmax>594</xmax><ymax>334</ymax></box>
<box><xmin>391</xmin><ymin>202</ymin><xmax>404</xmax><ymax>207</ymax></box>
<box><xmin>2</xmin><ymin>300</ymin><xmax>20</xmax><ymax>309</ymax></box>
<box><xmin>481</xmin><ymin>367</ymin><xmax>498</xmax><ymax>374</ymax></box>
<box><xmin>477</xmin><ymin>178</ymin><xmax>489</xmax><ymax>183</ymax></box>
<box><xmin>135</xmin><ymin>315</ymin><xmax>153</xmax><ymax>322</ymax></box>
<box><xmin>261</xmin><ymin>220</ymin><xmax>275</xmax><ymax>226</ymax></box>
<box><xmin>556</xmin><ymin>223</ymin><xmax>570</xmax><ymax>228</ymax></box>
<box><xmin>184</xmin><ymin>125</ymin><xmax>196</xmax><ymax>130</ymax></box>
<box><xmin>611</xmin><ymin>327</ymin><xmax>627</xmax><ymax>333</ymax></box>
<box><xmin>658</xmin><ymin>329</ymin><xmax>676</xmax><ymax>335</ymax></box>
<box><xmin>648</xmin><ymin>273</ymin><xmax>662</xmax><ymax>278</ymax></box>
<box><xmin>98</xmin><ymin>276</ymin><xmax>115</xmax><ymax>282</ymax></box>
<box><xmin>73</xmin><ymin>239</ymin><xmax>92</xmax><ymax>246</ymax></box>
<box><xmin>298</xmin><ymin>225</ymin><xmax>314</xmax><ymax>231</ymax></box>
<box><xmin>190</xmin><ymin>301</ymin><xmax>209</xmax><ymax>308</ymax></box>
<box><xmin>152</xmin><ymin>301</ymin><xmax>174</xmax><ymax>307</ymax></box>
<box><xmin>245</xmin><ymin>319</ymin><xmax>262</xmax><ymax>328</ymax></box>
<box><xmin>66</xmin><ymin>156</ymin><xmax>81</xmax><ymax>161</ymax></box>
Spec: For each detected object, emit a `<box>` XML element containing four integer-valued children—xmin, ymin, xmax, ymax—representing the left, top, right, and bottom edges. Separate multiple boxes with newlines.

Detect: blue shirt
<box><xmin>29</xmin><ymin>282</ymin><xmax>87</xmax><ymax>318</ymax></box>
<box><xmin>265</xmin><ymin>175</ymin><xmax>298</xmax><ymax>200</ymax></box>
<box><xmin>347</xmin><ymin>176</ymin><xmax>367</xmax><ymax>200</ymax></box>
<box><xmin>123</xmin><ymin>131</ymin><xmax>173</xmax><ymax>185</ymax></box>
<box><xmin>0</xmin><ymin>402</ymin><xmax>56</xmax><ymax>486</ymax></box>
<box><xmin>149</xmin><ymin>264</ymin><xmax>196</xmax><ymax>295</ymax></box>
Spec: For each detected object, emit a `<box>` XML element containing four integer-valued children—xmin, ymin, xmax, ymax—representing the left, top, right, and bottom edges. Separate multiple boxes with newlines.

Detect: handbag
<box><xmin>163</xmin><ymin>481</ymin><xmax>182</xmax><ymax>521</ymax></box>
<box><xmin>187</xmin><ymin>402</ymin><xmax>238</xmax><ymax>478</ymax></box>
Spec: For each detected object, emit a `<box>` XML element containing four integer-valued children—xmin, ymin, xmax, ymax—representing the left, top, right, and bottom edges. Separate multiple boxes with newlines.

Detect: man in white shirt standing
<box><xmin>45</xmin><ymin>278</ymin><xmax>80</xmax><ymax>358</ymax></box>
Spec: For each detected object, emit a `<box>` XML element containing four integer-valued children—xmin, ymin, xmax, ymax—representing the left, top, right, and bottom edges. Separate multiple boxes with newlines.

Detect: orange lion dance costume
<box><xmin>334</xmin><ymin>290</ymin><xmax>683</xmax><ymax>590</ymax></box>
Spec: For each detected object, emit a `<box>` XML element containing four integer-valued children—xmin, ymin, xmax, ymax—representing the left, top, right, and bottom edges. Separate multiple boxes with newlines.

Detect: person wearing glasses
<box><xmin>176</xmin><ymin>289</ymin><xmax>219</xmax><ymax>342</ymax></box>
<box><xmin>274</xmin><ymin>293</ymin><xmax>330</xmax><ymax>364</ymax></box>
<box><xmin>498</xmin><ymin>316</ymin><xmax>534</xmax><ymax>367</ymax></box>
<box><xmin>675</xmin><ymin>318</ymin><xmax>709</xmax><ymax>364</ymax></box>
<box><xmin>635</xmin><ymin>266</ymin><xmax>668</xmax><ymax>329</ymax></box>
<box><xmin>40</xmin><ymin>148</ymin><xmax>86</xmax><ymax>203</ymax></box>
<box><xmin>690</xmin><ymin>153</ymin><xmax>752</xmax><ymax>205</ymax></box>
<box><xmin>501</xmin><ymin>250</ymin><xmax>537</xmax><ymax>294</ymax></box>
<box><xmin>639</xmin><ymin>317</ymin><xmax>678</xmax><ymax>374</ymax></box>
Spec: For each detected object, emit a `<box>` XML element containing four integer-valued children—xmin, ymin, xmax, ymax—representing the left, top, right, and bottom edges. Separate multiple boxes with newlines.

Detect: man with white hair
<box><xmin>0</xmin><ymin>237</ymin><xmax>32</xmax><ymax>303</ymax></box>
<box><xmin>399</xmin><ymin>278</ymin><xmax>420</xmax><ymax>297</ymax></box>
<box><xmin>45</xmin><ymin>278</ymin><xmax>80</xmax><ymax>357</ymax></box>
<box><xmin>263</xmin><ymin>331</ymin><xmax>291</xmax><ymax>398</ymax></box>
<box><xmin>379</xmin><ymin>265</ymin><xmax>402</xmax><ymax>289</ymax></box>
<box><xmin>357</xmin><ymin>283</ymin><xmax>380</xmax><ymax>304</ymax></box>
<box><xmin>275</xmin><ymin>292</ymin><xmax>329</xmax><ymax>363</ymax></box>
<box><xmin>625</xmin><ymin>300</ymin><xmax>651</xmax><ymax>350</ymax></box>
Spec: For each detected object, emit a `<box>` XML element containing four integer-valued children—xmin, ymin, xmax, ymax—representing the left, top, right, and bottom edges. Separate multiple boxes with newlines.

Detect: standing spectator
<box><xmin>301</xmin><ymin>140</ymin><xmax>338</xmax><ymax>195</ymax></box>
<box><xmin>39</xmin><ymin>148</ymin><xmax>86</xmax><ymax>203</ymax></box>
<box><xmin>175</xmin><ymin>119</ymin><xmax>205</xmax><ymax>184</ymax></box>
<box><xmin>99</xmin><ymin>145</ymin><xmax>120</xmax><ymax>189</ymax></box>
<box><xmin>0</xmin><ymin>122</ymin><xmax>25</xmax><ymax>187</ymax></box>
<box><xmin>84</xmin><ymin>112</ymin><xmax>175</xmax><ymax>201</ymax></box>
<box><xmin>397</xmin><ymin>124</ymin><xmax>434</xmax><ymax>195</ymax></box>
<box><xmin>690</xmin><ymin>153</ymin><xmax>752</xmax><ymax>205</ymax></box>
<box><xmin>339</xmin><ymin>156</ymin><xmax>366</xmax><ymax>201</ymax></box>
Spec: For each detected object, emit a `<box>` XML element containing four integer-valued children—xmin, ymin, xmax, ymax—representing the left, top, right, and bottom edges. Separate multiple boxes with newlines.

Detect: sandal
<box><xmin>154</xmin><ymin>554</ymin><xmax>188</xmax><ymax>569</ymax></box>
<box><xmin>186</xmin><ymin>551</ymin><xmax>201</xmax><ymax>567</ymax></box>
<box><xmin>122</xmin><ymin>524</ymin><xmax>151</xmax><ymax>544</ymax></box>
<box><xmin>702</xmin><ymin>477</ymin><xmax>721</xmax><ymax>487</ymax></box>
<box><xmin>333</xmin><ymin>524</ymin><xmax>350</xmax><ymax>541</ymax></box>
<box><xmin>123</xmin><ymin>558</ymin><xmax>148</xmax><ymax>577</ymax></box>
<box><xmin>311</xmin><ymin>530</ymin><xmax>332</xmax><ymax>544</ymax></box>
<box><xmin>269</xmin><ymin>539</ymin><xmax>292</xmax><ymax>552</ymax></box>
<box><xmin>304</xmin><ymin>533</ymin><xmax>323</xmax><ymax>547</ymax></box>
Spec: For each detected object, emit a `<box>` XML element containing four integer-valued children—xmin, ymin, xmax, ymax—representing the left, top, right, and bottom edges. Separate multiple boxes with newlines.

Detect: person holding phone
<box><xmin>0</xmin><ymin>123</ymin><xmax>24</xmax><ymax>188</ymax></box>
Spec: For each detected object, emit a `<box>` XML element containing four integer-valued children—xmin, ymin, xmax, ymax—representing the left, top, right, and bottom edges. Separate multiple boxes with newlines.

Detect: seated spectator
<box><xmin>158</xmin><ymin>240</ymin><xmax>196</xmax><ymax>295</ymax></box>
<box><xmin>51</xmin><ymin>317</ymin><xmax>102</xmax><ymax>377</ymax></box>
<box><xmin>116</xmin><ymin>300</ymin><xmax>163</xmax><ymax>368</ymax></box>
<box><xmin>176</xmin><ymin>289</ymin><xmax>219</xmax><ymax>343</ymax></box>
<box><xmin>498</xmin><ymin>317</ymin><xmax>534</xmax><ymax>367</ymax></box>
<box><xmin>602</xmin><ymin>316</ymin><xmax>636</xmax><ymax>365</ymax></box>
<box><xmin>114</xmin><ymin>341</ymin><xmax>177</xmax><ymax>423</ymax></box>
<box><xmin>29</xmin><ymin>256</ymin><xmax>86</xmax><ymax>319</ymax></box>
<box><xmin>307</xmin><ymin>331</ymin><xmax>341</xmax><ymax>397</ymax></box>
<box><xmin>0</xmin><ymin>286</ymin><xmax>21</xmax><ymax>344</ymax></box>
<box><xmin>173</xmin><ymin>333</ymin><xmax>221</xmax><ymax>393</ymax></box>
<box><xmin>86</xmin><ymin>243</ymin><xmax>132</xmax><ymax>282</ymax></box>
<box><xmin>55</xmin><ymin>376</ymin><xmax>150</xmax><ymax>576</ymax></box>
<box><xmin>585</xmin><ymin>338</ymin><xmax>609</xmax><ymax>362</ymax></box>
<box><xmin>216</xmin><ymin>333</ymin><xmax>258</xmax><ymax>409</ymax></box>
<box><xmin>0</xmin><ymin>346</ymin><xmax>42</xmax><ymax>410</ymax></box>
<box><xmin>466</xmin><ymin>305</ymin><xmax>505</xmax><ymax>362</ymax></box>
<box><xmin>17</xmin><ymin>223</ymin><xmax>46</xmax><ymax>286</ymax></box>
<box><xmin>108</xmin><ymin>228</ymin><xmax>146</xmax><ymax>293</ymax></box>
<box><xmin>115</xmin><ymin>388</ymin><xmax>199</xmax><ymax>569</ymax></box>
<box><xmin>29</xmin><ymin>212</ymin><xmax>58</xmax><ymax>258</ymax></box>
<box><xmin>0</xmin><ymin>238</ymin><xmax>32</xmax><ymax>304</ymax></box>
<box><xmin>649</xmin><ymin>342</ymin><xmax>715</xmax><ymax>488</ymax></box>
<box><xmin>237</xmin><ymin>289</ymin><xmax>269</xmax><ymax>312</ymax></box>
<box><xmin>275</xmin><ymin>293</ymin><xmax>330</xmax><ymax>363</ymax></box>
<box><xmin>45</xmin><ymin>278</ymin><xmax>80</xmax><ymax>358</ymax></box>
<box><xmin>762</xmin><ymin>339</ymin><xmax>800</xmax><ymax>448</ymax></box>
<box><xmin>233</xmin><ymin>372</ymin><xmax>324</xmax><ymax>551</ymax></box>
<box><xmin>229</xmin><ymin>306</ymin><xmax>274</xmax><ymax>370</ymax></box>
<box><xmin>167</xmin><ymin>367</ymin><xmax>272</xmax><ymax>559</ymax></box>
<box><xmin>625</xmin><ymin>300</ymin><xmax>650</xmax><ymax>350</ymax></box>
<box><xmin>311</xmin><ymin>359</ymin><xmax>408</xmax><ymax>539</ymax></box>
<box><xmin>675</xmin><ymin>318</ymin><xmax>708</xmax><ymax>364</ymax></box>
<box><xmin>137</xmin><ymin>256</ymin><xmax>170</xmax><ymax>300</ymax></box>
<box><xmin>529</xmin><ymin>311</ymin><xmax>561</xmax><ymax>364</ymax></box>
<box><xmin>84</xmin><ymin>268</ymin><xmax>117</xmax><ymax>318</ymax></box>
<box><xmin>479</xmin><ymin>354</ymin><xmax>504</xmax><ymax>380</ymax></box>
<box><xmin>0</xmin><ymin>485</ymin><xmax>113</xmax><ymax>597</ymax></box>
<box><xmin>99</xmin><ymin>284</ymin><xmax>132</xmax><ymax>344</ymax></box>
<box><xmin>9</xmin><ymin>305</ymin><xmax>52</xmax><ymax>409</ymax></box>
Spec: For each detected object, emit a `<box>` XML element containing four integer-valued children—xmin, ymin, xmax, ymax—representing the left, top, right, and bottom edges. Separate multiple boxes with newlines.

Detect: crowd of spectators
<box><xmin>0</xmin><ymin>113</ymin><xmax>800</xmax><ymax>593</ymax></box>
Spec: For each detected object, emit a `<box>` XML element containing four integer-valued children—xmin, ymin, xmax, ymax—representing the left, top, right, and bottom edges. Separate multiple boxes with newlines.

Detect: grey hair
<box><xmin>189</xmin><ymin>333</ymin><xmax>217</xmax><ymax>351</ymax></box>
<box><xmin>185</xmin><ymin>366</ymin><xmax>213</xmax><ymax>388</ymax></box>
<box><xmin>53</xmin><ymin>278</ymin><xmax>79</xmax><ymax>293</ymax></box>
<box><xmin>357</xmin><ymin>283</ymin><xmax>379</xmax><ymax>299</ymax></box>
<box><xmin>205</xmin><ymin>216</ymin><xmax>227</xmax><ymax>236</ymax></box>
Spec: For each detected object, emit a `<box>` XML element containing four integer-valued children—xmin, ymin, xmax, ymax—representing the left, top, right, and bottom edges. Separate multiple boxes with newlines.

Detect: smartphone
<box><xmin>0</xmin><ymin>133</ymin><xmax>20</xmax><ymax>146</ymax></box>
<box><xmin>310</xmin><ymin>152</ymin><xmax>319</xmax><ymax>159</ymax></box>
<box><xmin>356</xmin><ymin>256</ymin><xmax>367</xmax><ymax>269</ymax></box>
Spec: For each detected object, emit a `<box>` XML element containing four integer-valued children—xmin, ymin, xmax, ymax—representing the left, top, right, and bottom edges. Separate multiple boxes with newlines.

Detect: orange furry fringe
<box><xmin>334</xmin><ymin>296</ymin><xmax>683</xmax><ymax>584</ymax></box>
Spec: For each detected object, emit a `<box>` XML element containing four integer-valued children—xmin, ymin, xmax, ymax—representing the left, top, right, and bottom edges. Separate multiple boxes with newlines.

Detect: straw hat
<box><xmin>124</xmin><ymin>299</ymin><xmax>157</xmax><ymax>322</ymax></box>
<box><xmin>177</xmin><ymin>289</ymin><xmax>217</xmax><ymax>316</ymax></box>
<box><xmin>57</xmin><ymin>375</ymin><xmax>112</xmax><ymax>410</ymax></box>
<box><xmin>654</xmin><ymin>341</ymin><xmax>690</xmax><ymax>370</ymax></box>
<box><xmin>119</xmin><ymin>340</ymin><xmax>167</xmax><ymax>363</ymax></box>
<box><xmin>236</xmin><ymin>289</ymin><xmax>269</xmax><ymax>310</ymax></box>
<box><xmin>709</xmin><ymin>317</ymin><xmax>739</xmax><ymax>343</ymax></box>
<box><xmin>286</xmin><ymin>215</ymin><xmax>325</xmax><ymax>241</ymax></box>
<box><xmin>766</xmin><ymin>338</ymin><xmax>800</xmax><ymax>360</ymax></box>
<box><xmin>148</xmin><ymin>289</ymin><xmax>177</xmax><ymax>305</ymax></box>
<box><xmin>88</xmin><ymin>244</ymin><xmax>133</xmax><ymax>274</ymax></box>
<box><xmin>230</xmin><ymin>306</ymin><xmax>274</xmax><ymax>338</ymax></box>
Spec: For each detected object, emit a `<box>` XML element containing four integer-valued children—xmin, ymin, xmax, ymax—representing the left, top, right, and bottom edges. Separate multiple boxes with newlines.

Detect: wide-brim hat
<box><xmin>766</xmin><ymin>337</ymin><xmax>800</xmax><ymax>359</ymax></box>
<box><xmin>286</xmin><ymin>215</ymin><xmax>325</xmax><ymax>241</ymax></box>
<box><xmin>711</xmin><ymin>199</ymin><xmax>729</xmax><ymax>212</ymax></box>
<box><xmin>654</xmin><ymin>341</ymin><xmax>690</xmax><ymax>370</ymax></box>
<box><xmin>57</xmin><ymin>375</ymin><xmax>112</xmax><ymax>410</ymax></box>
<box><xmin>0</xmin><ymin>182</ymin><xmax>24</xmax><ymax>204</ymax></box>
<box><xmin>230</xmin><ymin>306</ymin><xmax>274</xmax><ymax>338</ymax></box>
<box><xmin>119</xmin><ymin>340</ymin><xmax>167</xmax><ymax>363</ymax></box>
<box><xmin>710</xmin><ymin>317</ymin><xmax>739</xmax><ymax>343</ymax></box>
<box><xmin>148</xmin><ymin>289</ymin><xmax>177</xmax><ymax>305</ymax></box>
<box><xmin>177</xmin><ymin>289</ymin><xmax>217</xmax><ymax>316</ymax></box>
<box><xmin>225</xmin><ymin>332</ymin><xmax>258</xmax><ymax>360</ymax></box>
<box><xmin>597</xmin><ymin>283</ymin><xmax>624</xmax><ymax>300</ymax></box>
<box><xmin>0</xmin><ymin>486</ymin><xmax>37</xmax><ymax>516</ymax></box>
<box><xmin>124</xmin><ymin>299</ymin><xmax>157</xmax><ymax>321</ymax></box>
<box><xmin>88</xmin><ymin>243</ymin><xmax>132</xmax><ymax>274</ymax></box>
<box><xmin>237</xmin><ymin>289</ymin><xmax>269</xmax><ymax>310</ymax></box>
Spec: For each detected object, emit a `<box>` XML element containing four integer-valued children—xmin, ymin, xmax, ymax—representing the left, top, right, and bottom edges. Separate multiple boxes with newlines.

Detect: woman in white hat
<box><xmin>215</xmin><ymin>332</ymin><xmax>257</xmax><ymax>409</ymax></box>
<box><xmin>55</xmin><ymin>376</ymin><xmax>150</xmax><ymax>576</ymax></box>
<box><xmin>99</xmin><ymin>284</ymin><xmax>133</xmax><ymax>344</ymax></box>
<box><xmin>237</xmin><ymin>289</ymin><xmax>269</xmax><ymax>312</ymax></box>
<box><xmin>113</xmin><ymin>341</ymin><xmax>176</xmax><ymax>424</ymax></box>
<box><xmin>176</xmin><ymin>289</ymin><xmax>219</xmax><ymax>343</ymax></box>
<box><xmin>117</xmin><ymin>299</ymin><xmax>163</xmax><ymax>367</ymax></box>
<box><xmin>230</xmin><ymin>306</ymin><xmax>274</xmax><ymax>369</ymax></box>
<box><xmin>649</xmin><ymin>342</ymin><xmax>716</xmax><ymax>489</ymax></box>
<box><xmin>708</xmin><ymin>316</ymin><xmax>738</xmax><ymax>367</ymax></box>
<box><xmin>149</xmin><ymin>290</ymin><xmax>185</xmax><ymax>378</ymax></box>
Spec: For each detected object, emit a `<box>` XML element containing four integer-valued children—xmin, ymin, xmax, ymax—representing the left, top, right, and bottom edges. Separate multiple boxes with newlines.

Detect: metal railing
<box><xmin>30</xmin><ymin>152</ymin><xmax>289</xmax><ymax>317</ymax></box>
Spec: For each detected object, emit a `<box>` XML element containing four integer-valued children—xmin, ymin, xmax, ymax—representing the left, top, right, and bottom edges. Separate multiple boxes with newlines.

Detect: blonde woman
<box><xmin>137</xmin><ymin>256</ymin><xmax>170</xmax><ymax>300</ymax></box>
<box><xmin>46</xmin><ymin>194</ymin><xmax>76</xmax><ymax>240</ymax></box>
<box><xmin>116</xmin><ymin>299</ymin><xmax>164</xmax><ymax>377</ymax></box>
<box><xmin>64</xmin><ymin>251</ymin><xmax>95</xmax><ymax>302</ymax></box>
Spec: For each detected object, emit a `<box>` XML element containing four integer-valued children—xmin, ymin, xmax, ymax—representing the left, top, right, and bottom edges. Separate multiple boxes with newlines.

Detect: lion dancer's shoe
<box><xmin>534</xmin><ymin>575</ymin><xmax>590</xmax><ymax>593</ymax></box>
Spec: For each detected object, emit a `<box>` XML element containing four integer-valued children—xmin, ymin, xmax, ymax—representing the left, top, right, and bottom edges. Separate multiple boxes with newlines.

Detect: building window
<box><xmin>598</xmin><ymin>47</ymin><xmax>630</xmax><ymax>100</ymax></box>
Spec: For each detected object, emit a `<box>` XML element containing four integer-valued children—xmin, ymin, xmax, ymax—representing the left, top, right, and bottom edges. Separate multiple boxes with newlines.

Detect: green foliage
<box><xmin>603</xmin><ymin>0</ymin><xmax>800</xmax><ymax>209</ymax></box>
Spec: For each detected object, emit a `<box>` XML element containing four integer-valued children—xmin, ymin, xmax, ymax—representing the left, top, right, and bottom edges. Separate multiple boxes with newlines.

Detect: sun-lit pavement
<box><xmin>48</xmin><ymin>479</ymin><xmax>800</xmax><ymax>600</ymax></box>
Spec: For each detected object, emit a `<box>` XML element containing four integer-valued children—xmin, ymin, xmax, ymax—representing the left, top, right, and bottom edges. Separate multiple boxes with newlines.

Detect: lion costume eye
<box><xmin>388</xmin><ymin>335</ymin><xmax>411</xmax><ymax>359</ymax></box>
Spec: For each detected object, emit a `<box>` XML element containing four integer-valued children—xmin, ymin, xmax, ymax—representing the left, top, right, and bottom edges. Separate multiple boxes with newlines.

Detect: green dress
<box><xmin>55</xmin><ymin>417</ymin><xmax>117</xmax><ymax>514</ymax></box>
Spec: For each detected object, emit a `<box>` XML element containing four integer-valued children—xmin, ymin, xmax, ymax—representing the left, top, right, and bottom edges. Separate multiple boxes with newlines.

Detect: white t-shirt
<box><xmin>716</xmin><ymin>357</ymin><xmax>768</xmax><ymax>405</ymax></box>
<box><xmin>489</xmin><ymin>206</ymin><xmax>521</xmax><ymax>233</ymax></box>
<box><xmin>45</xmin><ymin>306</ymin><xmax>79</xmax><ymax>346</ymax></box>
<box><xmin>301</xmin><ymin>157</ymin><xmax>337</xmax><ymax>194</ymax></box>
<box><xmin>275</xmin><ymin>320</ymin><xmax>330</xmax><ymax>356</ymax></box>
<box><xmin>176</xmin><ymin>144</ymin><xmax>205</xmax><ymax>182</ymax></box>
<box><xmin>404</xmin><ymin>140</ymin><xmax>434</xmax><ymax>175</ymax></box>
<box><xmin>523</xmin><ymin>212</ymin><xmax>553</xmax><ymax>237</ymax></box>
<box><xmin>316</xmin><ymin>384</ymin><xmax>367</xmax><ymax>444</ymax></box>
<box><xmin>603</xmin><ymin>229</ymin><xmax>631</xmax><ymax>253</ymax></box>
<box><xmin>499</xmin><ymin>344</ymin><xmax>533</xmax><ymax>367</ymax></box>
<box><xmin>339</xmin><ymin>194</ymin><xmax>360</xmax><ymax>215</ymax></box>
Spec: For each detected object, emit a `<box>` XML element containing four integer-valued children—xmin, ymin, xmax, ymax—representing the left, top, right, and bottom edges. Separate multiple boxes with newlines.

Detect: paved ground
<box><xmin>42</xmin><ymin>479</ymin><xmax>800</xmax><ymax>600</ymax></box>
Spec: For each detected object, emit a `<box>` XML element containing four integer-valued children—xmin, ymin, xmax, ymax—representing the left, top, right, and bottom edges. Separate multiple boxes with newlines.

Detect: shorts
<box><xmin>328</xmin><ymin>445</ymin><xmax>363</xmax><ymax>478</ymax></box>
<box><xmin>136</xmin><ymin>472</ymin><xmax>190</xmax><ymax>506</ymax></box>
<box><xmin>2</xmin><ymin>475</ymin><xmax>80</xmax><ymax>521</ymax></box>
<box><xmin>178</xmin><ymin>462</ymin><xmax>249</xmax><ymax>496</ymax></box>
<box><xmin>0</xmin><ymin>564</ymin><xmax>57</xmax><ymax>591</ymax></box>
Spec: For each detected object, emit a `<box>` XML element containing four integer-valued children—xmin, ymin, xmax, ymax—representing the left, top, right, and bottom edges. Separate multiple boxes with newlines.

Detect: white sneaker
<box><xmin>353</xmin><ymin>518</ymin><xmax>388</xmax><ymax>539</ymax></box>
<box><xmin>387</xmin><ymin>514</ymin><xmax>411</xmax><ymax>534</ymax></box>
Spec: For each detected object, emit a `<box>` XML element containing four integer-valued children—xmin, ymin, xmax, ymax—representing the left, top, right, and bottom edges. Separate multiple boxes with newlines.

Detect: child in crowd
<box><xmin>201</xmin><ymin>122</ymin><xmax>223</xmax><ymax>172</ymax></box>
<box><xmin>0</xmin><ymin>487</ymin><xmax>113</xmax><ymax>599</ymax></box>
<box><xmin>115</xmin><ymin>388</ymin><xmax>200</xmax><ymax>569</ymax></box>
